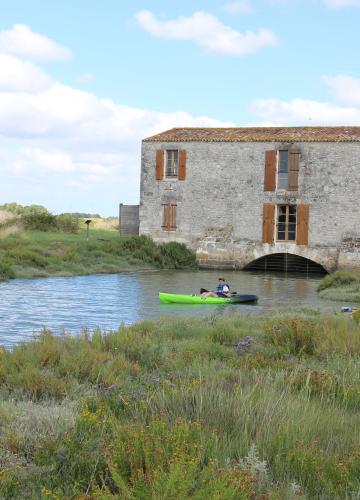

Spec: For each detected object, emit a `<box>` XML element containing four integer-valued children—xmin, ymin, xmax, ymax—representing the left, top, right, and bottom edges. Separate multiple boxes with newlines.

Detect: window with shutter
<box><xmin>156</xmin><ymin>150</ymin><xmax>164</xmax><ymax>180</ymax></box>
<box><xmin>296</xmin><ymin>204</ymin><xmax>309</xmax><ymax>245</ymax></box>
<box><xmin>155</xmin><ymin>149</ymin><xmax>186</xmax><ymax>180</ymax></box>
<box><xmin>288</xmin><ymin>150</ymin><xmax>300</xmax><ymax>191</ymax></box>
<box><xmin>165</xmin><ymin>150</ymin><xmax>179</xmax><ymax>177</ymax></box>
<box><xmin>264</xmin><ymin>151</ymin><xmax>277</xmax><ymax>191</ymax></box>
<box><xmin>178</xmin><ymin>150</ymin><xmax>186</xmax><ymax>180</ymax></box>
<box><xmin>276</xmin><ymin>205</ymin><xmax>297</xmax><ymax>241</ymax></box>
<box><xmin>162</xmin><ymin>204</ymin><xmax>177</xmax><ymax>231</ymax></box>
<box><xmin>264</xmin><ymin>149</ymin><xmax>300</xmax><ymax>191</ymax></box>
<box><xmin>263</xmin><ymin>203</ymin><xmax>275</xmax><ymax>243</ymax></box>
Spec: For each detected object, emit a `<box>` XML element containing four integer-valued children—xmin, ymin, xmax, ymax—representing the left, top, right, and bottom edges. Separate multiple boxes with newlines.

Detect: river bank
<box><xmin>0</xmin><ymin>230</ymin><xmax>197</xmax><ymax>280</ymax></box>
<box><xmin>317</xmin><ymin>270</ymin><xmax>360</xmax><ymax>302</ymax></box>
<box><xmin>1</xmin><ymin>310</ymin><xmax>359</xmax><ymax>498</ymax></box>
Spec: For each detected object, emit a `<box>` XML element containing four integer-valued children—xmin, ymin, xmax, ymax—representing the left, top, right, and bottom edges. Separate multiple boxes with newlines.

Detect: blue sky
<box><xmin>0</xmin><ymin>0</ymin><xmax>359</xmax><ymax>215</ymax></box>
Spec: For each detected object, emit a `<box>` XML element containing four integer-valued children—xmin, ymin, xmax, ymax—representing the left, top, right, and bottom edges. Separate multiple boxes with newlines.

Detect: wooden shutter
<box><xmin>162</xmin><ymin>204</ymin><xmax>169</xmax><ymax>229</ymax></box>
<box><xmin>178</xmin><ymin>150</ymin><xmax>186</xmax><ymax>180</ymax></box>
<box><xmin>162</xmin><ymin>204</ymin><xmax>177</xmax><ymax>230</ymax></box>
<box><xmin>263</xmin><ymin>203</ymin><xmax>275</xmax><ymax>243</ymax></box>
<box><xmin>156</xmin><ymin>149</ymin><xmax>164</xmax><ymax>180</ymax></box>
<box><xmin>296</xmin><ymin>204</ymin><xmax>309</xmax><ymax>245</ymax></box>
<box><xmin>264</xmin><ymin>151</ymin><xmax>277</xmax><ymax>191</ymax></box>
<box><xmin>288</xmin><ymin>150</ymin><xmax>300</xmax><ymax>191</ymax></box>
<box><xmin>170</xmin><ymin>205</ymin><xmax>177</xmax><ymax>229</ymax></box>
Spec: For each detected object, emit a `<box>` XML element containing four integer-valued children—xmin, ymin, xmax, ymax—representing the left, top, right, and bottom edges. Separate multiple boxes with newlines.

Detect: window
<box><xmin>264</xmin><ymin>149</ymin><xmax>299</xmax><ymax>192</ymax></box>
<box><xmin>277</xmin><ymin>150</ymin><xmax>288</xmax><ymax>189</ymax></box>
<box><xmin>162</xmin><ymin>203</ymin><xmax>177</xmax><ymax>231</ymax></box>
<box><xmin>277</xmin><ymin>205</ymin><xmax>296</xmax><ymax>241</ymax></box>
<box><xmin>165</xmin><ymin>150</ymin><xmax>179</xmax><ymax>178</ymax></box>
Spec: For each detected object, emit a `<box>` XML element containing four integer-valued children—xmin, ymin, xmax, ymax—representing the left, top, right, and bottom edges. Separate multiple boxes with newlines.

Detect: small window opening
<box><xmin>166</xmin><ymin>150</ymin><xmax>179</xmax><ymax>178</ymax></box>
<box><xmin>277</xmin><ymin>150</ymin><xmax>288</xmax><ymax>189</ymax></box>
<box><xmin>277</xmin><ymin>205</ymin><xmax>296</xmax><ymax>241</ymax></box>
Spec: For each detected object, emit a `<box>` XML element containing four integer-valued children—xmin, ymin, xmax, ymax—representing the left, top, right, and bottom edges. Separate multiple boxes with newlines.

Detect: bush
<box><xmin>317</xmin><ymin>270</ymin><xmax>360</xmax><ymax>291</ymax></box>
<box><xmin>21</xmin><ymin>206</ymin><xmax>57</xmax><ymax>232</ymax></box>
<box><xmin>264</xmin><ymin>317</ymin><xmax>319</xmax><ymax>356</ymax></box>
<box><xmin>55</xmin><ymin>214</ymin><xmax>80</xmax><ymax>233</ymax></box>
<box><xmin>0</xmin><ymin>262</ymin><xmax>15</xmax><ymax>280</ymax></box>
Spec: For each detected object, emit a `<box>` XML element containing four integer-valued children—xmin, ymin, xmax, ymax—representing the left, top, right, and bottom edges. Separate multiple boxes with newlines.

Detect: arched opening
<box><xmin>244</xmin><ymin>253</ymin><xmax>327</xmax><ymax>274</ymax></box>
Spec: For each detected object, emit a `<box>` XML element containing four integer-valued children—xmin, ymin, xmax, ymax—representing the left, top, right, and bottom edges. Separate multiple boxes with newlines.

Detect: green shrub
<box><xmin>105</xmin><ymin>418</ymin><xmax>255</xmax><ymax>499</ymax></box>
<box><xmin>22</xmin><ymin>211</ymin><xmax>57</xmax><ymax>232</ymax></box>
<box><xmin>159</xmin><ymin>241</ymin><xmax>198</xmax><ymax>268</ymax></box>
<box><xmin>5</xmin><ymin>247</ymin><xmax>48</xmax><ymax>268</ymax></box>
<box><xmin>317</xmin><ymin>270</ymin><xmax>360</xmax><ymax>291</ymax></box>
<box><xmin>0</xmin><ymin>262</ymin><xmax>15</xmax><ymax>280</ymax></box>
<box><xmin>264</xmin><ymin>317</ymin><xmax>319</xmax><ymax>356</ymax></box>
<box><xmin>55</xmin><ymin>214</ymin><xmax>80</xmax><ymax>233</ymax></box>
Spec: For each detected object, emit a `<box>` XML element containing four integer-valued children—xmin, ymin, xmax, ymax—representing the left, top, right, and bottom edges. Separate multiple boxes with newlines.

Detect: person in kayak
<box><xmin>201</xmin><ymin>278</ymin><xmax>232</xmax><ymax>298</ymax></box>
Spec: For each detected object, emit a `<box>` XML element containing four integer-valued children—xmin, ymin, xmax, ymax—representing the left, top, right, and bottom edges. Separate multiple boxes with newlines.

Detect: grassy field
<box><xmin>317</xmin><ymin>270</ymin><xmax>360</xmax><ymax>302</ymax></box>
<box><xmin>1</xmin><ymin>310</ymin><xmax>360</xmax><ymax>498</ymax></box>
<box><xmin>0</xmin><ymin>229</ymin><xmax>197</xmax><ymax>280</ymax></box>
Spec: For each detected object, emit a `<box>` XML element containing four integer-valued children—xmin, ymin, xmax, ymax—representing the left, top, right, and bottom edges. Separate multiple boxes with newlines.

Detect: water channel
<box><xmin>0</xmin><ymin>270</ymin><xmax>345</xmax><ymax>349</ymax></box>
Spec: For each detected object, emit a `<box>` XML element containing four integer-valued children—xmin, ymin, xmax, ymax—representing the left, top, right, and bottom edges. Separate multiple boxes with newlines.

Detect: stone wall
<box><xmin>139</xmin><ymin>141</ymin><xmax>360</xmax><ymax>270</ymax></box>
<box><xmin>119</xmin><ymin>204</ymin><xmax>139</xmax><ymax>236</ymax></box>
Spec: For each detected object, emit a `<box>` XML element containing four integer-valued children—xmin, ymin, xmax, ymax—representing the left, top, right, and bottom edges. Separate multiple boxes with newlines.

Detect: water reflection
<box><xmin>0</xmin><ymin>270</ymin><xmax>344</xmax><ymax>348</ymax></box>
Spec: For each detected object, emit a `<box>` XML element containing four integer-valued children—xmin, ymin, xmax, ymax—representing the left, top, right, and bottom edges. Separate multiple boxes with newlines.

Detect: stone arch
<box><xmin>243</xmin><ymin>251</ymin><xmax>328</xmax><ymax>273</ymax></box>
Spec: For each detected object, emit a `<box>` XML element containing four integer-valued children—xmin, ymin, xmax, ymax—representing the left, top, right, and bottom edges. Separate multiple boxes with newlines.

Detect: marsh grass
<box><xmin>1</xmin><ymin>312</ymin><xmax>360</xmax><ymax>498</ymax></box>
<box><xmin>318</xmin><ymin>270</ymin><xmax>360</xmax><ymax>302</ymax></box>
<box><xmin>0</xmin><ymin>230</ymin><xmax>197</xmax><ymax>279</ymax></box>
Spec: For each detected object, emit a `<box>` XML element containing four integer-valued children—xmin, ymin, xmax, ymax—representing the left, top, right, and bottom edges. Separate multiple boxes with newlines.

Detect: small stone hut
<box><xmin>139</xmin><ymin>127</ymin><xmax>360</xmax><ymax>272</ymax></box>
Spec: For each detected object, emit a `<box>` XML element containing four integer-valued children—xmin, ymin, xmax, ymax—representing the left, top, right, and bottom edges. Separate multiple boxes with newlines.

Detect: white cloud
<box><xmin>0</xmin><ymin>53</ymin><xmax>53</xmax><ymax>93</ymax></box>
<box><xmin>250</xmin><ymin>74</ymin><xmax>360</xmax><ymax>126</ymax></box>
<box><xmin>324</xmin><ymin>0</ymin><xmax>360</xmax><ymax>7</ymax></box>
<box><xmin>0</xmin><ymin>24</ymin><xmax>71</xmax><ymax>61</ymax></box>
<box><xmin>323</xmin><ymin>75</ymin><xmax>360</xmax><ymax>106</ymax></box>
<box><xmin>251</xmin><ymin>74</ymin><xmax>360</xmax><ymax>125</ymax></box>
<box><xmin>76</xmin><ymin>73</ymin><xmax>95</xmax><ymax>83</ymax></box>
<box><xmin>222</xmin><ymin>1</ymin><xmax>253</xmax><ymax>14</ymax></box>
<box><xmin>0</xmin><ymin>52</ymin><xmax>233</xmax><ymax>213</ymax></box>
<box><xmin>252</xmin><ymin>97</ymin><xmax>360</xmax><ymax>124</ymax></box>
<box><xmin>135</xmin><ymin>10</ymin><xmax>277</xmax><ymax>55</ymax></box>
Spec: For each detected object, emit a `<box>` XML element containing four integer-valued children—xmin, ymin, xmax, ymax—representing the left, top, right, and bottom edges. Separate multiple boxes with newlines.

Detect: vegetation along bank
<box><xmin>317</xmin><ymin>270</ymin><xmax>360</xmax><ymax>302</ymax></box>
<box><xmin>0</xmin><ymin>310</ymin><xmax>360</xmax><ymax>498</ymax></box>
<box><xmin>0</xmin><ymin>204</ymin><xmax>197</xmax><ymax>280</ymax></box>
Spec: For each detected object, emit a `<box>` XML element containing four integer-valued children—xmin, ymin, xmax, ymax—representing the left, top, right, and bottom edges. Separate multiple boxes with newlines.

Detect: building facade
<box><xmin>139</xmin><ymin>127</ymin><xmax>360</xmax><ymax>272</ymax></box>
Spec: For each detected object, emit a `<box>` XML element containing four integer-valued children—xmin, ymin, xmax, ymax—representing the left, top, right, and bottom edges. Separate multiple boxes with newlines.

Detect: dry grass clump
<box><xmin>0</xmin><ymin>210</ymin><xmax>23</xmax><ymax>239</ymax></box>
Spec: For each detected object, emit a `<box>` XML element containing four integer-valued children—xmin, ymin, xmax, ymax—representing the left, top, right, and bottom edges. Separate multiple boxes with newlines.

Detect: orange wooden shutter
<box><xmin>162</xmin><ymin>204</ymin><xmax>177</xmax><ymax>230</ymax></box>
<box><xmin>296</xmin><ymin>204</ymin><xmax>309</xmax><ymax>245</ymax></box>
<box><xmin>156</xmin><ymin>150</ymin><xmax>164</xmax><ymax>180</ymax></box>
<box><xmin>162</xmin><ymin>204</ymin><xmax>169</xmax><ymax>229</ymax></box>
<box><xmin>263</xmin><ymin>203</ymin><xmax>275</xmax><ymax>243</ymax></box>
<box><xmin>288</xmin><ymin>151</ymin><xmax>300</xmax><ymax>191</ymax></box>
<box><xmin>264</xmin><ymin>151</ymin><xmax>277</xmax><ymax>191</ymax></box>
<box><xmin>170</xmin><ymin>205</ymin><xmax>177</xmax><ymax>229</ymax></box>
<box><xmin>178</xmin><ymin>150</ymin><xmax>186</xmax><ymax>180</ymax></box>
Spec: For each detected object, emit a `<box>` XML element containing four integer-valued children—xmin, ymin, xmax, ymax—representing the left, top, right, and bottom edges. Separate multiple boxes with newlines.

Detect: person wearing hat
<box><xmin>201</xmin><ymin>278</ymin><xmax>231</xmax><ymax>298</ymax></box>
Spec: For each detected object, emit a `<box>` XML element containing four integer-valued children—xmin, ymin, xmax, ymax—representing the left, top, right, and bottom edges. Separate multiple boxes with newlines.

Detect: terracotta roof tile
<box><xmin>143</xmin><ymin>127</ymin><xmax>360</xmax><ymax>143</ymax></box>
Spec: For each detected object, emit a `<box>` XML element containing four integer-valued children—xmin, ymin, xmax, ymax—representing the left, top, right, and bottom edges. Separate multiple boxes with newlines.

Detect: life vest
<box><xmin>216</xmin><ymin>283</ymin><xmax>230</xmax><ymax>294</ymax></box>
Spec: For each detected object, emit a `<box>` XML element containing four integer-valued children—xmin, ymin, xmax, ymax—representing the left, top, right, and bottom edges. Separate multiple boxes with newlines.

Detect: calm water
<box><xmin>0</xmin><ymin>270</ymin><xmax>346</xmax><ymax>348</ymax></box>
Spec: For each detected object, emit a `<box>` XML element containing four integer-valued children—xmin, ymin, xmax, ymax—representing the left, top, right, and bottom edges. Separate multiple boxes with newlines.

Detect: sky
<box><xmin>0</xmin><ymin>0</ymin><xmax>359</xmax><ymax>216</ymax></box>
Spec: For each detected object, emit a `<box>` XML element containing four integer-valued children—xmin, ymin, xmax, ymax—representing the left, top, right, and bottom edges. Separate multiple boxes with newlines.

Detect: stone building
<box><xmin>138</xmin><ymin>127</ymin><xmax>360</xmax><ymax>272</ymax></box>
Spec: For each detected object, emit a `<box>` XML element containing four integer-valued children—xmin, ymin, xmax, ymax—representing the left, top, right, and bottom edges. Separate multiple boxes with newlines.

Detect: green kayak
<box><xmin>159</xmin><ymin>292</ymin><xmax>258</xmax><ymax>305</ymax></box>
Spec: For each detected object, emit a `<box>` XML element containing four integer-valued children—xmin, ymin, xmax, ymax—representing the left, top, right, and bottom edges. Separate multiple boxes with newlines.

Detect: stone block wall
<box><xmin>139</xmin><ymin>140</ymin><xmax>360</xmax><ymax>271</ymax></box>
<box><xmin>119</xmin><ymin>204</ymin><xmax>139</xmax><ymax>236</ymax></box>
